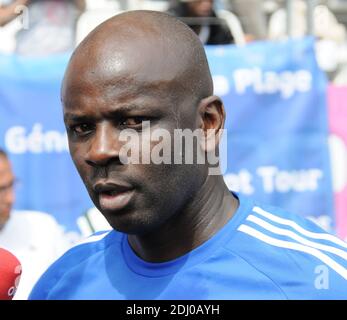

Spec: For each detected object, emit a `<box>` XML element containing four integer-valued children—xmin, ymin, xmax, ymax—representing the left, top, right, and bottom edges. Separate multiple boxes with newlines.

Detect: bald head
<box><xmin>62</xmin><ymin>10</ymin><xmax>213</xmax><ymax>107</ymax></box>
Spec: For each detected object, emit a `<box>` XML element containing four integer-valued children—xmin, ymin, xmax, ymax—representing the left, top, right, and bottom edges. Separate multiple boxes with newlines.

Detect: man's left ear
<box><xmin>197</xmin><ymin>95</ymin><xmax>225</xmax><ymax>152</ymax></box>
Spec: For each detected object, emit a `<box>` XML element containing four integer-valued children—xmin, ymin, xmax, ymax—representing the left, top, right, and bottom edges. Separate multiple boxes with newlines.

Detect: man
<box><xmin>229</xmin><ymin>0</ymin><xmax>267</xmax><ymax>41</ymax></box>
<box><xmin>0</xmin><ymin>0</ymin><xmax>85</xmax><ymax>55</ymax></box>
<box><xmin>167</xmin><ymin>0</ymin><xmax>234</xmax><ymax>45</ymax></box>
<box><xmin>0</xmin><ymin>149</ymin><xmax>72</xmax><ymax>299</ymax></box>
<box><xmin>0</xmin><ymin>0</ymin><xmax>28</xmax><ymax>27</ymax></box>
<box><xmin>30</xmin><ymin>10</ymin><xmax>347</xmax><ymax>299</ymax></box>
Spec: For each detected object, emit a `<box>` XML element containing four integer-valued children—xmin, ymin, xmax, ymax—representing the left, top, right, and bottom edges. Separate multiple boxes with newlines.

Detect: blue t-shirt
<box><xmin>29</xmin><ymin>194</ymin><xmax>347</xmax><ymax>299</ymax></box>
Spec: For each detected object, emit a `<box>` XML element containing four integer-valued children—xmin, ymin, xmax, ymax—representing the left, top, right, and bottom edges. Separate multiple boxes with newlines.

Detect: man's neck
<box><xmin>127</xmin><ymin>175</ymin><xmax>239</xmax><ymax>263</ymax></box>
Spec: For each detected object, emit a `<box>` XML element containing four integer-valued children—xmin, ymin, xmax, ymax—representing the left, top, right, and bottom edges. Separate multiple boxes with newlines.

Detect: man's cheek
<box><xmin>69</xmin><ymin>148</ymin><xmax>85</xmax><ymax>170</ymax></box>
<box><xmin>71</xmin><ymin>155</ymin><xmax>90</xmax><ymax>186</ymax></box>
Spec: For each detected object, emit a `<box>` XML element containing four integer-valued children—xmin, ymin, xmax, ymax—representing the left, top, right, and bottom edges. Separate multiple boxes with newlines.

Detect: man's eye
<box><xmin>120</xmin><ymin>117</ymin><xmax>150</xmax><ymax>127</ymax></box>
<box><xmin>70</xmin><ymin>124</ymin><xmax>94</xmax><ymax>135</ymax></box>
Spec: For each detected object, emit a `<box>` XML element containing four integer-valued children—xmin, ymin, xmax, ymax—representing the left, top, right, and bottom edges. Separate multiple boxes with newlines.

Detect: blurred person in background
<box><xmin>0</xmin><ymin>149</ymin><xmax>73</xmax><ymax>299</ymax></box>
<box><xmin>268</xmin><ymin>0</ymin><xmax>347</xmax><ymax>80</ymax></box>
<box><xmin>0</xmin><ymin>0</ymin><xmax>86</xmax><ymax>55</ymax></box>
<box><xmin>229</xmin><ymin>0</ymin><xmax>267</xmax><ymax>41</ymax></box>
<box><xmin>167</xmin><ymin>0</ymin><xmax>234</xmax><ymax>44</ymax></box>
<box><xmin>0</xmin><ymin>0</ymin><xmax>28</xmax><ymax>26</ymax></box>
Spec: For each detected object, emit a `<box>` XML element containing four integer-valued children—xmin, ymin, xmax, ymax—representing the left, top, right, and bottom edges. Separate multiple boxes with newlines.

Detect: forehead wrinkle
<box><xmin>64</xmin><ymin>85</ymin><xmax>173</xmax><ymax>119</ymax></box>
<box><xmin>102</xmin><ymin>78</ymin><xmax>181</xmax><ymax>101</ymax></box>
<box><xmin>72</xmin><ymin>28</ymin><xmax>177</xmax><ymax>81</ymax></box>
<box><xmin>63</xmin><ymin>51</ymin><xmax>185</xmax><ymax>107</ymax></box>
<box><xmin>64</xmin><ymin>105</ymin><xmax>149</xmax><ymax>124</ymax></box>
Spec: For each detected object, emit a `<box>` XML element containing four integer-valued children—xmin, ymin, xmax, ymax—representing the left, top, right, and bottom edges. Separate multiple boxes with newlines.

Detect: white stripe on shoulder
<box><xmin>246</xmin><ymin>215</ymin><xmax>347</xmax><ymax>261</ymax></box>
<box><xmin>238</xmin><ymin>224</ymin><xmax>347</xmax><ymax>281</ymax></box>
<box><xmin>253</xmin><ymin>206</ymin><xmax>347</xmax><ymax>249</ymax></box>
<box><xmin>77</xmin><ymin>230</ymin><xmax>112</xmax><ymax>246</ymax></box>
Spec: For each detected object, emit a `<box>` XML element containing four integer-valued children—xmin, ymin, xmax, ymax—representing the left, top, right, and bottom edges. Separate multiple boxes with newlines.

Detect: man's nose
<box><xmin>85</xmin><ymin>123</ymin><xmax>121</xmax><ymax>167</ymax></box>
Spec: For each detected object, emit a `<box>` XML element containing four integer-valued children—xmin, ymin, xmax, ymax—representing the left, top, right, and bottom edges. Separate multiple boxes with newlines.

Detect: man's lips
<box><xmin>93</xmin><ymin>182</ymin><xmax>135</xmax><ymax>212</ymax></box>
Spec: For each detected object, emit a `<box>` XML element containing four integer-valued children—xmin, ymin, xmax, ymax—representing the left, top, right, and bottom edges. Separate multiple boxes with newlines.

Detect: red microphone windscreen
<box><xmin>0</xmin><ymin>248</ymin><xmax>22</xmax><ymax>300</ymax></box>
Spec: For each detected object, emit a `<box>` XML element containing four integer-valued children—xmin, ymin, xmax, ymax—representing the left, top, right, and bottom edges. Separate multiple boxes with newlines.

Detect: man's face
<box><xmin>0</xmin><ymin>156</ymin><xmax>15</xmax><ymax>228</ymax></box>
<box><xmin>63</xmin><ymin>57</ymin><xmax>205</xmax><ymax>235</ymax></box>
<box><xmin>187</xmin><ymin>0</ymin><xmax>214</xmax><ymax>17</ymax></box>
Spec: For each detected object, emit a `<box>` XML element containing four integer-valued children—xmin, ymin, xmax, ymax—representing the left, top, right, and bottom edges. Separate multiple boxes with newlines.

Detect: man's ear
<box><xmin>197</xmin><ymin>95</ymin><xmax>225</xmax><ymax>153</ymax></box>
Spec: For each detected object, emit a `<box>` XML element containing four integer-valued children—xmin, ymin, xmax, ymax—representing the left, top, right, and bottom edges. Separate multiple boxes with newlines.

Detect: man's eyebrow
<box><xmin>63</xmin><ymin>114</ymin><xmax>93</xmax><ymax>123</ymax></box>
<box><xmin>64</xmin><ymin>104</ymin><xmax>160</xmax><ymax>122</ymax></box>
<box><xmin>109</xmin><ymin>104</ymin><xmax>153</xmax><ymax>113</ymax></box>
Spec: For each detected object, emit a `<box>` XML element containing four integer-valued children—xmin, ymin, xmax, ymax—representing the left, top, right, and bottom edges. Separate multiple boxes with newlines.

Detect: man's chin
<box><xmin>107</xmin><ymin>214</ymin><xmax>162</xmax><ymax>236</ymax></box>
<box><xmin>109</xmin><ymin>220</ymin><xmax>153</xmax><ymax>236</ymax></box>
<box><xmin>99</xmin><ymin>204</ymin><xmax>167</xmax><ymax>236</ymax></box>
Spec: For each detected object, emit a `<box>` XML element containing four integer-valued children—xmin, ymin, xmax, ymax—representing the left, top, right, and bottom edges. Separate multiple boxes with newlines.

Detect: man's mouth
<box><xmin>93</xmin><ymin>182</ymin><xmax>135</xmax><ymax>212</ymax></box>
<box><xmin>102</xmin><ymin>190</ymin><xmax>124</xmax><ymax>196</ymax></box>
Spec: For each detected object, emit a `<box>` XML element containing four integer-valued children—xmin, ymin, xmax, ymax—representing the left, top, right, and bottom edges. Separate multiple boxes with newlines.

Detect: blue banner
<box><xmin>0</xmin><ymin>37</ymin><xmax>335</xmax><ymax>233</ymax></box>
<box><xmin>0</xmin><ymin>53</ymin><xmax>93</xmax><ymax>232</ymax></box>
<box><xmin>206</xmin><ymin>37</ymin><xmax>334</xmax><ymax>232</ymax></box>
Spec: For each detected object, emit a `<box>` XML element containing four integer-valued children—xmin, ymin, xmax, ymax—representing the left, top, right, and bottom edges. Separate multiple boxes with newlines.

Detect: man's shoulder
<box><xmin>231</xmin><ymin>200</ymin><xmax>346</xmax><ymax>252</ymax></box>
<box><xmin>50</xmin><ymin>229</ymin><xmax>117</xmax><ymax>266</ymax></box>
<box><xmin>224</xmin><ymin>200</ymin><xmax>347</xmax><ymax>298</ymax></box>
<box><xmin>45</xmin><ymin>229</ymin><xmax>114</xmax><ymax>268</ymax></box>
<box><xmin>29</xmin><ymin>230</ymin><xmax>117</xmax><ymax>299</ymax></box>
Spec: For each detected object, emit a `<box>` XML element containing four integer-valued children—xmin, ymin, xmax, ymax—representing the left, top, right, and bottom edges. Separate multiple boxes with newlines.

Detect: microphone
<box><xmin>0</xmin><ymin>248</ymin><xmax>22</xmax><ymax>300</ymax></box>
